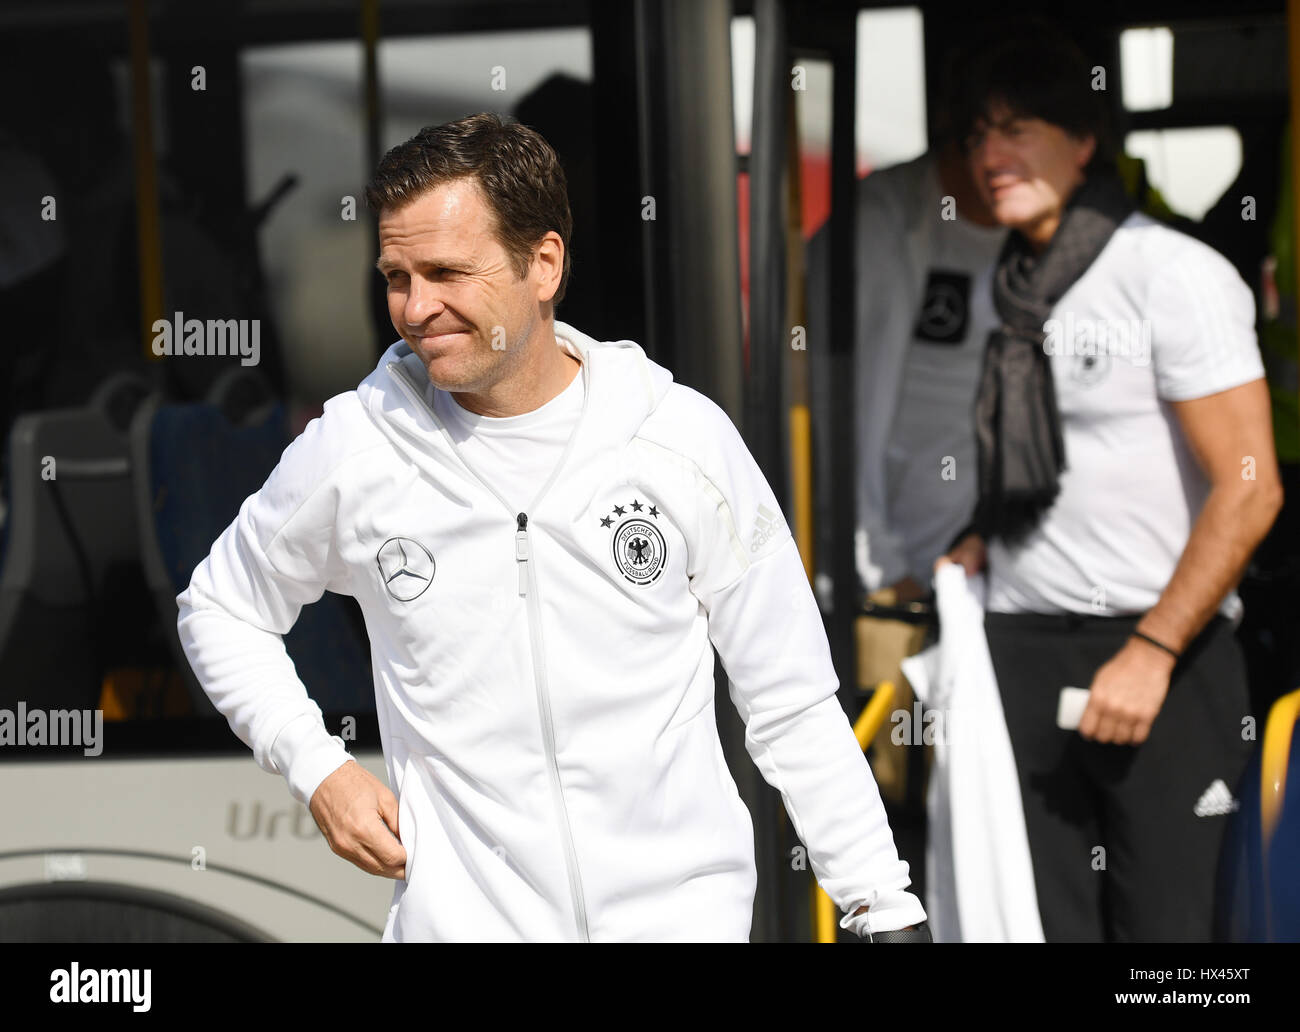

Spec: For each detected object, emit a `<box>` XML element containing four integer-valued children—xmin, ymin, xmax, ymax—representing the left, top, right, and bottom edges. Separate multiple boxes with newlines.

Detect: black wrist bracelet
<box><xmin>865</xmin><ymin>922</ymin><xmax>933</xmax><ymax>943</ymax></box>
<box><xmin>1132</xmin><ymin>629</ymin><xmax>1180</xmax><ymax>660</ymax></box>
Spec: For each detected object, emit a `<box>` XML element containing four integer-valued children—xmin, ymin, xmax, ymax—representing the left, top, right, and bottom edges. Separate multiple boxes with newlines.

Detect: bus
<box><xmin>0</xmin><ymin>0</ymin><xmax>1296</xmax><ymax>943</ymax></box>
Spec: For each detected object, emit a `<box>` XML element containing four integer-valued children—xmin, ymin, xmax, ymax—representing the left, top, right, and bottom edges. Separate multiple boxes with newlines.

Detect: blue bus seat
<box><xmin>131</xmin><ymin>394</ymin><xmax>372</xmax><ymax>719</ymax></box>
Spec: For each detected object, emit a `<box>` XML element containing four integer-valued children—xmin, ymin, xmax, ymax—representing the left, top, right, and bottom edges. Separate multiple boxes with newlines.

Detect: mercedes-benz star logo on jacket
<box><xmin>376</xmin><ymin>537</ymin><xmax>436</xmax><ymax>601</ymax></box>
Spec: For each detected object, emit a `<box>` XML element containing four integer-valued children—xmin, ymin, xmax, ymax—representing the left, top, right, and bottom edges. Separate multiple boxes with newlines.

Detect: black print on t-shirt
<box><xmin>913</xmin><ymin>269</ymin><xmax>971</xmax><ymax>345</ymax></box>
<box><xmin>1070</xmin><ymin>350</ymin><xmax>1112</xmax><ymax>388</ymax></box>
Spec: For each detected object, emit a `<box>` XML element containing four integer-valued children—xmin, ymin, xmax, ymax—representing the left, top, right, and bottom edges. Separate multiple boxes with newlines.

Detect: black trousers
<box><xmin>984</xmin><ymin>611</ymin><xmax>1254</xmax><ymax>942</ymax></box>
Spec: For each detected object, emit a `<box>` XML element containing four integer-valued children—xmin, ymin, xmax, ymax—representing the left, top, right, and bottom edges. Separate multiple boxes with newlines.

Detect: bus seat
<box><xmin>131</xmin><ymin>395</ymin><xmax>372</xmax><ymax>718</ymax></box>
<box><xmin>0</xmin><ymin>402</ymin><xmax>148</xmax><ymax>711</ymax></box>
<box><xmin>207</xmin><ymin>366</ymin><xmax>277</xmax><ymax>426</ymax></box>
<box><xmin>89</xmin><ymin>372</ymin><xmax>153</xmax><ymax>435</ymax></box>
<box><xmin>1215</xmin><ymin>687</ymin><xmax>1300</xmax><ymax>941</ymax></box>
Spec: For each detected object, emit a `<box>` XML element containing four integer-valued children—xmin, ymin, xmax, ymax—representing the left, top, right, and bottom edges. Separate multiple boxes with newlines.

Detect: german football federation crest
<box><xmin>598</xmin><ymin>497</ymin><xmax>667</xmax><ymax>586</ymax></box>
<box><xmin>1070</xmin><ymin>349</ymin><xmax>1111</xmax><ymax>388</ymax></box>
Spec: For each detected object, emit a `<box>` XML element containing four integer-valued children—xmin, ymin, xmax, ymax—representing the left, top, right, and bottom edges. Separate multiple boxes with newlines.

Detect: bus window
<box><xmin>240</xmin><ymin>41</ymin><xmax>372</xmax><ymax>406</ymax></box>
<box><xmin>1125</xmin><ymin>126</ymin><xmax>1244</xmax><ymax>221</ymax></box>
<box><xmin>1120</xmin><ymin>26</ymin><xmax>1174</xmax><ymax>112</ymax></box>
<box><xmin>378</xmin><ymin>29</ymin><xmax>592</xmax><ymax>150</ymax></box>
<box><xmin>377</xmin><ymin>29</ymin><xmax>600</xmax><ymax>336</ymax></box>
<box><xmin>855</xmin><ymin>6</ymin><xmax>926</xmax><ymax>174</ymax></box>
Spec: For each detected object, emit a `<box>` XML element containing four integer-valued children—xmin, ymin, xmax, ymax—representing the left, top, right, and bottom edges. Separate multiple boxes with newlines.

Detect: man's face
<box><xmin>965</xmin><ymin>101</ymin><xmax>1095</xmax><ymax>238</ymax></box>
<box><xmin>376</xmin><ymin>177</ymin><xmax>551</xmax><ymax>393</ymax></box>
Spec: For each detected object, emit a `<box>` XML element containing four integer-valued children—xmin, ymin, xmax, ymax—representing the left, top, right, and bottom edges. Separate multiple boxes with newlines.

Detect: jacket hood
<box><xmin>355</xmin><ymin>320</ymin><xmax>675</xmax><ymax>518</ymax></box>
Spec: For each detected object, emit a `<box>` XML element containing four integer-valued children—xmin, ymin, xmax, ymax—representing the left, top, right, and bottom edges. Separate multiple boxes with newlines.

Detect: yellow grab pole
<box><xmin>786</xmin><ymin>93</ymin><xmax>814</xmax><ymax>581</ymax></box>
<box><xmin>815</xmin><ymin>681</ymin><xmax>896</xmax><ymax>942</ymax></box>
<box><xmin>854</xmin><ymin>679</ymin><xmax>896</xmax><ymax>752</ymax></box>
<box><xmin>1260</xmin><ymin>688</ymin><xmax>1300</xmax><ymax>844</ymax></box>
<box><xmin>814</xmin><ymin>878</ymin><xmax>838</xmax><ymax>944</ymax></box>
<box><xmin>361</xmin><ymin>0</ymin><xmax>382</xmax><ymax>168</ymax></box>
<box><xmin>790</xmin><ymin>404</ymin><xmax>814</xmax><ymax>580</ymax></box>
<box><xmin>780</xmin><ymin>56</ymin><xmax>825</xmax><ymax>943</ymax></box>
<box><xmin>128</xmin><ymin>0</ymin><xmax>164</xmax><ymax>360</ymax></box>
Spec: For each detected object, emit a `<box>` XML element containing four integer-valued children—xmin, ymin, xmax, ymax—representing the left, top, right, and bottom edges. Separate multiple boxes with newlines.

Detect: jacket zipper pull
<box><xmin>515</xmin><ymin>512</ymin><xmax>529</xmax><ymax>597</ymax></box>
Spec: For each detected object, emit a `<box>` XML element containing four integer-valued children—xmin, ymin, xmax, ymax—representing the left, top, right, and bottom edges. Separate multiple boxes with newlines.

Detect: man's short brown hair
<box><xmin>365</xmin><ymin>112</ymin><xmax>573</xmax><ymax>304</ymax></box>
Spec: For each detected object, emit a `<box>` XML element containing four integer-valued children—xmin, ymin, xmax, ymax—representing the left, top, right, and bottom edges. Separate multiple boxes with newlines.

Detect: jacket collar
<box><xmin>355</xmin><ymin>320</ymin><xmax>674</xmax><ymax>520</ymax></box>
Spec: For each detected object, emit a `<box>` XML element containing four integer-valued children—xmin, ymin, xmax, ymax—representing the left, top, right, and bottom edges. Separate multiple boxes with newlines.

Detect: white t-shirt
<box><xmin>853</xmin><ymin>153</ymin><xmax>1006</xmax><ymax>592</ymax></box>
<box><xmin>884</xmin><ymin>201</ymin><xmax>1005</xmax><ymax>587</ymax></box>
<box><xmin>432</xmin><ymin>354</ymin><xmax>585</xmax><ymax>514</ymax></box>
<box><xmin>986</xmin><ymin>211</ymin><xmax>1267</xmax><ymax>619</ymax></box>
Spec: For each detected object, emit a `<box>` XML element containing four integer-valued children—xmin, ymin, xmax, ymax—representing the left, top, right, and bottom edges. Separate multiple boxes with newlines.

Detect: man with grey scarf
<box><xmin>941</xmin><ymin>26</ymin><xmax>1281</xmax><ymax>941</ymax></box>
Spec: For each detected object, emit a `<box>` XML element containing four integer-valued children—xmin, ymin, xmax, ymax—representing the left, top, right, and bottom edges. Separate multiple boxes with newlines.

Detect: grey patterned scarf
<box><xmin>971</xmin><ymin>172</ymin><xmax>1135</xmax><ymax>543</ymax></box>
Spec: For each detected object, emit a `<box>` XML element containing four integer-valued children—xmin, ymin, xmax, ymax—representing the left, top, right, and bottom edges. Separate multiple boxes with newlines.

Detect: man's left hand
<box><xmin>1077</xmin><ymin>637</ymin><xmax>1177</xmax><ymax>745</ymax></box>
<box><xmin>852</xmin><ymin>904</ymin><xmax>916</xmax><ymax>932</ymax></box>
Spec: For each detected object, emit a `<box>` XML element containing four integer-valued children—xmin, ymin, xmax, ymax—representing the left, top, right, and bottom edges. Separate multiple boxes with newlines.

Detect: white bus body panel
<box><xmin>0</xmin><ymin>751</ymin><xmax>393</xmax><ymax>942</ymax></box>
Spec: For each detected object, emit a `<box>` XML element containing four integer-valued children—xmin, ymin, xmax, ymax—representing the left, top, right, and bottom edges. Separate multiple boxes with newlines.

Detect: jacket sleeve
<box><xmin>853</xmin><ymin>181</ymin><xmax>915</xmax><ymax>594</ymax></box>
<box><xmin>685</xmin><ymin>398</ymin><xmax>927</xmax><ymax>937</ymax></box>
<box><xmin>175</xmin><ymin>411</ymin><xmax>360</xmax><ymax>808</ymax></box>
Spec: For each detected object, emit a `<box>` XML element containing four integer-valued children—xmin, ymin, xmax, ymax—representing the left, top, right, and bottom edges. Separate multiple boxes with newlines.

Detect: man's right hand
<box><xmin>887</xmin><ymin>576</ymin><xmax>929</xmax><ymax>605</ymax></box>
<box><xmin>939</xmin><ymin>533</ymin><xmax>986</xmax><ymax>577</ymax></box>
<box><xmin>308</xmin><ymin>760</ymin><xmax>408</xmax><ymax>880</ymax></box>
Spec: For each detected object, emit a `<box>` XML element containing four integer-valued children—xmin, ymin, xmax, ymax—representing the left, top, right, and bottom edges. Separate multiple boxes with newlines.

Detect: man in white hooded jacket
<box><xmin>176</xmin><ymin>113</ymin><xmax>926</xmax><ymax>942</ymax></box>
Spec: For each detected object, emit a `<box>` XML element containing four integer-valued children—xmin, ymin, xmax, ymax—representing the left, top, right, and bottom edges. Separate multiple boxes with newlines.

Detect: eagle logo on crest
<box><xmin>598</xmin><ymin>497</ymin><xmax>667</xmax><ymax>586</ymax></box>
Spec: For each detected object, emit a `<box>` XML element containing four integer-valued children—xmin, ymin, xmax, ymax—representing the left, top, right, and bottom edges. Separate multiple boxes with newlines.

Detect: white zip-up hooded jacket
<box><xmin>176</xmin><ymin>320</ymin><xmax>927</xmax><ymax>942</ymax></box>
